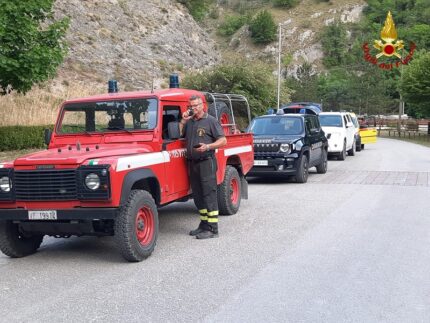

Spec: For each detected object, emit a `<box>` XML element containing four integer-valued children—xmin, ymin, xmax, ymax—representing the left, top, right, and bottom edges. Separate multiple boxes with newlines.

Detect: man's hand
<box><xmin>195</xmin><ymin>143</ymin><xmax>210</xmax><ymax>152</ymax></box>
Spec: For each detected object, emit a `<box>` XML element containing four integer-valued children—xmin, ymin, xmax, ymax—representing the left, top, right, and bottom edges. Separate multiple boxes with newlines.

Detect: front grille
<box><xmin>14</xmin><ymin>169</ymin><xmax>77</xmax><ymax>201</ymax></box>
<box><xmin>254</xmin><ymin>143</ymin><xmax>280</xmax><ymax>153</ymax></box>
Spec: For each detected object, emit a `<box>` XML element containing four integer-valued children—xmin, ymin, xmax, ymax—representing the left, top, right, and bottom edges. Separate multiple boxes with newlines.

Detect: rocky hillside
<box><xmin>52</xmin><ymin>0</ymin><xmax>366</xmax><ymax>90</ymax></box>
<box><xmin>53</xmin><ymin>0</ymin><xmax>219</xmax><ymax>90</ymax></box>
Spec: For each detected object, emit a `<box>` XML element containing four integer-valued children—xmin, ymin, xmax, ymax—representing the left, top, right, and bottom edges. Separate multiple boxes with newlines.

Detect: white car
<box><xmin>319</xmin><ymin>112</ymin><xmax>356</xmax><ymax>160</ymax></box>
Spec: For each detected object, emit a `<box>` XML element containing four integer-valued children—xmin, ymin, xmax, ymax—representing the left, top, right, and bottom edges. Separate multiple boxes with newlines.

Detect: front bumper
<box><xmin>248</xmin><ymin>154</ymin><xmax>299</xmax><ymax>176</ymax></box>
<box><xmin>0</xmin><ymin>208</ymin><xmax>118</xmax><ymax>221</ymax></box>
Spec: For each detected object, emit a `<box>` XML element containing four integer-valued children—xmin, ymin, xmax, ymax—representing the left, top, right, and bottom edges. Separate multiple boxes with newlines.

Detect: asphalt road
<box><xmin>1</xmin><ymin>138</ymin><xmax>429</xmax><ymax>322</ymax></box>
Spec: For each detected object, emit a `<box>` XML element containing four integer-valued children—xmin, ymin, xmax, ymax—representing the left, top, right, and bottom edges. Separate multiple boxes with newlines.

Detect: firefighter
<box><xmin>179</xmin><ymin>95</ymin><xmax>227</xmax><ymax>239</ymax></box>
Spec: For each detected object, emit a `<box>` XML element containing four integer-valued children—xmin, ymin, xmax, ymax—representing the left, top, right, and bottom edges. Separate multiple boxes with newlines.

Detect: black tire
<box><xmin>295</xmin><ymin>154</ymin><xmax>309</xmax><ymax>183</ymax></box>
<box><xmin>208</xmin><ymin>101</ymin><xmax>233</xmax><ymax>134</ymax></box>
<box><xmin>338</xmin><ymin>141</ymin><xmax>346</xmax><ymax>160</ymax></box>
<box><xmin>361</xmin><ymin>144</ymin><xmax>365</xmax><ymax>150</ymax></box>
<box><xmin>114</xmin><ymin>190</ymin><xmax>159</xmax><ymax>262</ymax></box>
<box><xmin>218</xmin><ymin>166</ymin><xmax>241</xmax><ymax>216</ymax></box>
<box><xmin>0</xmin><ymin>220</ymin><xmax>43</xmax><ymax>258</ymax></box>
<box><xmin>348</xmin><ymin>140</ymin><xmax>356</xmax><ymax>156</ymax></box>
<box><xmin>316</xmin><ymin>149</ymin><xmax>328</xmax><ymax>174</ymax></box>
<box><xmin>355</xmin><ymin>137</ymin><xmax>362</xmax><ymax>152</ymax></box>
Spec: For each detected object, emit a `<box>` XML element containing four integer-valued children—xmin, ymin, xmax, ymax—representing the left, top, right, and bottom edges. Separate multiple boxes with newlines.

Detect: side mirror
<box><xmin>44</xmin><ymin>128</ymin><xmax>52</xmax><ymax>146</ymax></box>
<box><xmin>167</xmin><ymin>121</ymin><xmax>180</xmax><ymax>140</ymax></box>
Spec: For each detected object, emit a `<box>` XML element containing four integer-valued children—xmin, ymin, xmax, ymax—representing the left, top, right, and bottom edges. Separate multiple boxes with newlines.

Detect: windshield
<box><xmin>249</xmin><ymin>117</ymin><xmax>303</xmax><ymax>135</ymax></box>
<box><xmin>319</xmin><ymin>115</ymin><xmax>343</xmax><ymax>127</ymax></box>
<box><xmin>58</xmin><ymin>98</ymin><xmax>158</xmax><ymax>134</ymax></box>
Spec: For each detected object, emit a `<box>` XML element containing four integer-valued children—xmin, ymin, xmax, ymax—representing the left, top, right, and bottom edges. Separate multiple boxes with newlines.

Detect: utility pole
<box><xmin>276</xmin><ymin>23</ymin><xmax>282</xmax><ymax>111</ymax></box>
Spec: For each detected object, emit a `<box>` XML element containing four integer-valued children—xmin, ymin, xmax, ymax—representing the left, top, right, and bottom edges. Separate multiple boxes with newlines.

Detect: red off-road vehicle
<box><xmin>0</xmin><ymin>80</ymin><xmax>254</xmax><ymax>262</ymax></box>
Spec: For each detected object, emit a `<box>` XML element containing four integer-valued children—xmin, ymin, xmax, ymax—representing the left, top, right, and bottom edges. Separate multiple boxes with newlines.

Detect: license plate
<box><xmin>254</xmin><ymin>160</ymin><xmax>268</xmax><ymax>166</ymax></box>
<box><xmin>28</xmin><ymin>210</ymin><xmax>57</xmax><ymax>220</ymax></box>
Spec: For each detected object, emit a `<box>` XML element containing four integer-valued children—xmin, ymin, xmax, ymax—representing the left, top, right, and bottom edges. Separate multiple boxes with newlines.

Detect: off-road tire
<box><xmin>208</xmin><ymin>102</ymin><xmax>233</xmax><ymax>134</ymax></box>
<box><xmin>0</xmin><ymin>220</ymin><xmax>43</xmax><ymax>258</ymax></box>
<box><xmin>356</xmin><ymin>137</ymin><xmax>362</xmax><ymax>152</ymax></box>
<box><xmin>114</xmin><ymin>190</ymin><xmax>158</xmax><ymax>262</ymax></box>
<box><xmin>348</xmin><ymin>140</ymin><xmax>356</xmax><ymax>156</ymax></box>
<box><xmin>338</xmin><ymin>141</ymin><xmax>346</xmax><ymax>160</ymax></box>
<box><xmin>295</xmin><ymin>154</ymin><xmax>309</xmax><ymax>183</ymax></box>
<box><xmin>316</xmin><ymin>149</ymin><xmax>328</xmax><ymax>174</ymax></box>
<box><xmin>218</xmin><ymin>166</ymin><xmax>241</xmax><ymax>216</ymax></box>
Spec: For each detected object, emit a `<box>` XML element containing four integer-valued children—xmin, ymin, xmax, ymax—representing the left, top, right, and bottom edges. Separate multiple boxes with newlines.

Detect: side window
<box><xmin>343</xmin><ymin>115</ymin><xmax>348</xmax><ymax>127</ymax></box>
<box><xmin>305</xmin><ymin>118</ymin><xmax>312</xmax><ymax>135</ymax></box>
<box><xmin>162</xmin><ymin>105</ymin><xmax>180</xmax><ymax>139</ymax></box>
<box><xmin>313</xmin><ymin>116</ymin><xmax>321</xmax><ymax>130</ymax></box>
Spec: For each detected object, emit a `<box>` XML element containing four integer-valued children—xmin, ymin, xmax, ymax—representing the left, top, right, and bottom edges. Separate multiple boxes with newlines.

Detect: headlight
<box><xmin>85</xmin><ymin>173</ymin><xmax>100</xmax><ymax>190</ymax></box>
<box><xmin>0</xmin><ymin>176</ymin><xmax>11</xmax><ymax>192</ymax></box>
<box><xmin>279</xmin><ymin>144</ymin><xmax>290</xmax><ymax>154</ymax></box>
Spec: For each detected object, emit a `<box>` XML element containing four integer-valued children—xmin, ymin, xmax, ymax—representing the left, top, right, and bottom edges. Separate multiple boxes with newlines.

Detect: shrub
<box><xmin>177</xmin><ymin>0</ymin><xmax>214</xmax><ymax>21</ymax></box>
<box><xmin>0</xmin><ymin>126</ymin><xmax>53</xmax><ymax>151</ymax></box>
<box><xmin>217</xmin><ymin>14</ymin><xmax>249</xmax><ymax>37</ymax></box>
<box><xmin>272</xmin><ymin>0</ymin><xmax>299</xmax><ymax>8</ymax></box>
<box><xmin>182</xmin><ymin>58</ymin><xmax>291</xmax><ymax>116</ymax></box>
<box><xmin>249</xmin><ymin>10</ymin><xmax>277</xmax><ymax>44</ymax></box>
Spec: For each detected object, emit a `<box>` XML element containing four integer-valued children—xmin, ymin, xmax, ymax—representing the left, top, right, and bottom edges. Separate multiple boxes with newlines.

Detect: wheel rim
<box><xmin>303</xmin><ymin>159</ymin><xmax>309</xmax><ymax>180</ymax></box>
<box><xmin>135</xmin><ymin>206</ymin><xmax>154</xmax><ymax>246</ymax></box>
<box><xmin>220</xmin><ymin>112</ymin><xmax>230</xmax><ymax>125</ymax></box>
<box><xmin>230</xmin><ymin>177</ymin><xmax>239</xmax><ymax>205</ymax></box>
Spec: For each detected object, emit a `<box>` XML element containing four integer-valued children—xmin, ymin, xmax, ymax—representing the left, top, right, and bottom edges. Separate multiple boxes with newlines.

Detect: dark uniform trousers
<box><xmin>188</xmin><ymin>157</ymin><xmax>219</xmax><ymax>233</ymax></box>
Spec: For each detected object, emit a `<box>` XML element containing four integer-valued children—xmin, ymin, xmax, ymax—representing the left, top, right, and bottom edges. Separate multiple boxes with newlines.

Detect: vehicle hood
<box><xmin>253</xmin><ymin>135</ymin><xmax>302</xmax><ymax>144</ymax></box>
<box><xmin>13</xmin><ymin>144</ymin><xmax>153</xmax><ymax>166</ymax></box>
<box><xmin>321</xmin><ymin>126</ymin><xmax>344</xmax><ymax>134</ymax></box>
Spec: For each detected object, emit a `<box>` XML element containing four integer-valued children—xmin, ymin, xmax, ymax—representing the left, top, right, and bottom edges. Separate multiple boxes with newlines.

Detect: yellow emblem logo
<box><xmin>373</xmin><ymin>11</ymin><xmax>403</xmax><ymax>59</ymax></box>
<box><xmin>362</xmin><ymin>11</ymin><xmax>416</xmax><ymax>70</ymax></box>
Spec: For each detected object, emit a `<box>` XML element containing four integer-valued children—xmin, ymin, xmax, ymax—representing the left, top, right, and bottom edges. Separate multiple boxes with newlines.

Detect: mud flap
<box><xmin>240</xmin><ymin>175</ymin><xmax>248</xmax><ymax>200</ymax></box>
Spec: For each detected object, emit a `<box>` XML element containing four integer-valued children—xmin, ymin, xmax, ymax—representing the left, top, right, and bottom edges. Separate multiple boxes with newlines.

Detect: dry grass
<box><xmin>0</xmin><ymin>81</ymin><xmax>104</xmax><ymax>126</ymax></box>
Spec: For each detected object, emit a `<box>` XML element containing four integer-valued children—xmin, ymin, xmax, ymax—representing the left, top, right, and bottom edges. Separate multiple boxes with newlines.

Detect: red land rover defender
<box><xmin>0</xmin><ymin>79</ymin><xmax>254</xmax><ymax>262</ymax></box>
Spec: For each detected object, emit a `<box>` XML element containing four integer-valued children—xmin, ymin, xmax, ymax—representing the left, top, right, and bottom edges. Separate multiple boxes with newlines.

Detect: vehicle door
<box><xmin>344</xmin><ymin>113</ymin><xmax>355</xmax><ymax>149</ymax></box>
<box><xmin>307</xmin><ymin>116</ymin><xmax>323</xmax><ymax>165</ymax></box>
<box><xmin>160</xmin><ymin>104</ymin><xmax>190</xmax><ymax>197</ymax></box>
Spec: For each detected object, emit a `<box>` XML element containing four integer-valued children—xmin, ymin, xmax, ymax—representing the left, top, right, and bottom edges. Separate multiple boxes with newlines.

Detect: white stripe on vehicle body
<box><xmin>117</xmin><ymin>152</ymin><xmax>170</xmax><ymax>172</ymax></box>
<box><xmin>224</xmin><ymin>145</ymin><xmax>252</xmax><ymax>156</ymax></box>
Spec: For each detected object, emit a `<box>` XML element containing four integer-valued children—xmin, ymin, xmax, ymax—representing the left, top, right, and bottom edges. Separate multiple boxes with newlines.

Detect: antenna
<box><xmin>151</xmin><ymin>58</ymin><xmax>155</xmax><ymax>93</ymax></box>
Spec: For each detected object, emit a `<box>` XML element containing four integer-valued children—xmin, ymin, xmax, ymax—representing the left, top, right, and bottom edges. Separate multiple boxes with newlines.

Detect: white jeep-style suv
<box><xmin>319</xmin><ymin>112</ymin><xmax>356</xmax><ymax>160</ymax></box>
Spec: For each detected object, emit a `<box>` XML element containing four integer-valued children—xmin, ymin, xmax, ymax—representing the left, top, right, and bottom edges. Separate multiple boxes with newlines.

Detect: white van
<box><xmin>319</xmin><ymin>112</ymin><xmax>356</xmax><ymax>160</ymax></box>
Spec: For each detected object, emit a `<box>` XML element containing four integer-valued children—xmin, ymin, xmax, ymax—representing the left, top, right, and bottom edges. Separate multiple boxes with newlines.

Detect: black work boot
<box><xmin>189</xmin><ymin>221</ymin><xmax>209</xmax><ymax>236</ymax></box>
<box><xmin>196</xmin><ymin>223</ymin><xmax>218</xmax><ymax>239</ymax></box>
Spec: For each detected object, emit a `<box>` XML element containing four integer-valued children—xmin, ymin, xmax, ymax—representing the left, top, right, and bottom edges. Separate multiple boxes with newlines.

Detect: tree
<box><xmin>400</xmin><ymin>51</ymin><xmax>430</xmax><ymax>117</ymax></box>
<box><xmin>0</xmin><ymin>1</ymin><xmax>69</xmax><ymax>94</ymax></box>
<box><xmin>286</xmin><ymin>62</ymin><xmax>319</xmax><ymax>102</ymax></box>
<box><xmin>182</xmin><ymin>59</ymin><xmax>291</xmax><ymax>116</ymax></box>
<box><xmin>320</xmin><ymin>21</ymin><xmax>348</xmax><ymax>68</ymax></box>
<box><xmin>249</xmin><ymin>10</ymin><xmax>277</xmax><ymax>44</ymax></box>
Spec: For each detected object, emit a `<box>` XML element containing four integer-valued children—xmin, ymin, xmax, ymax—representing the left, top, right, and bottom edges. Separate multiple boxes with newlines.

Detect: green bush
<box><xmin>0</xmin><ymin>125</ymin><xmax>53</xmax><ymax>151</ymax></box>
<box><xmin>249</xmin><ymin>10</ymin><xmax>277</xmax><ymax>44</ymax></box>
<box><xmin>272</xmin><ymin>0</ymin><xmax>299</xmax><ymax>8</ymax></box>
<box><xmin>182</xmin><ymin>58</ymin><xmax>291</xmax><ymax>116</ymax></box>
<box><xmin>177</xmin><ymin>0</ymin><xmax>213</xmax><ymax>21</ymax></box>
<box><xmin>217</xmin><ymin>14</ymin><xmax>249</xmax><ymax>37</ymax></box>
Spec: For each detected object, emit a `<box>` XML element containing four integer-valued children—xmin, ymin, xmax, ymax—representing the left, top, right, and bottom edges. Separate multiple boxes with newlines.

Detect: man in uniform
<box><xmin>179</xmin><ymin>95</ymin><xmax>227</xmax><ymax>239</ymax></box>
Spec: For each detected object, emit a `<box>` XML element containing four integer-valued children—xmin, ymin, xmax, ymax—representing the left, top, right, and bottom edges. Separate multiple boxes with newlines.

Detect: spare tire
<box><xmin>208</xmin><ymin>101</ymin><xmax>233</xmax><ymax>134</ymax></box>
